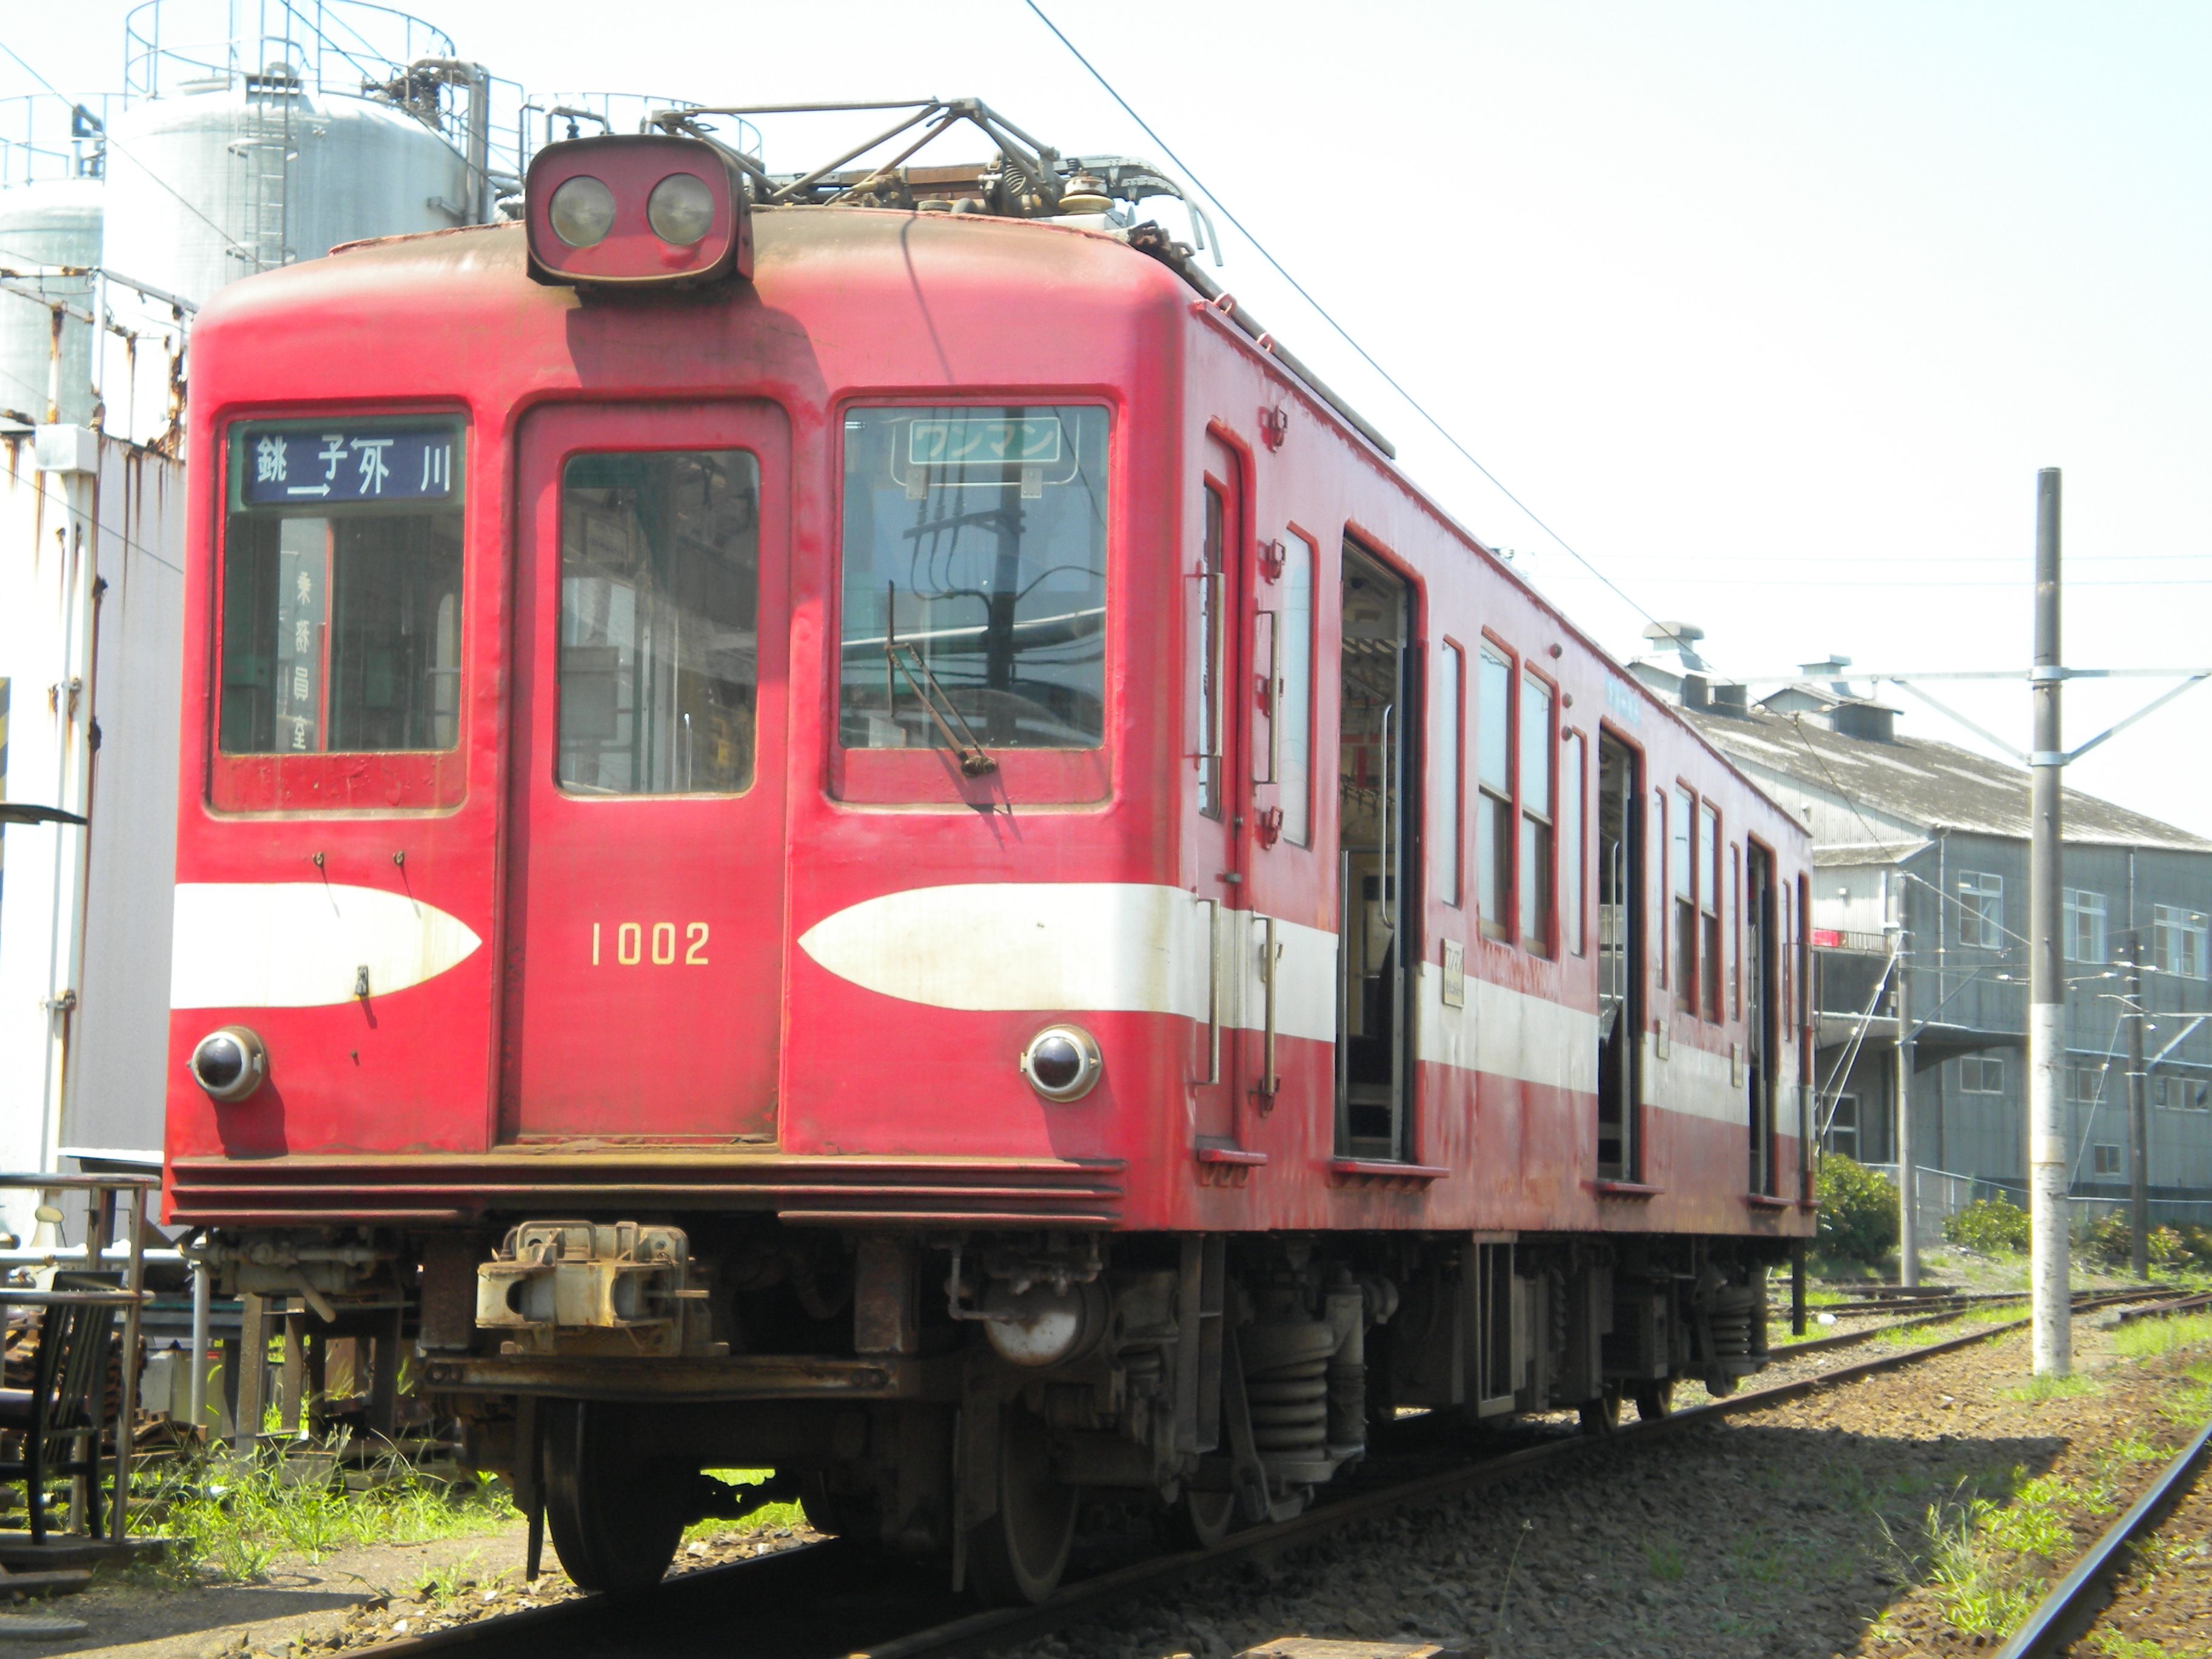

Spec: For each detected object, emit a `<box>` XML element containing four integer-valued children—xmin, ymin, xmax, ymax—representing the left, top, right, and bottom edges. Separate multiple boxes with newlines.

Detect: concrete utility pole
<box><xmin>1894</xmin><ymin>920</ymin><xmax>1919</xmax><ymax>1286</ymax></box>
<box><xmin>2126</xmin><ymin>932</ymin><xmax>2150</xmax><ymax>1281</ymax></box>
<box><xmin>2029</xmin><ymin>468</ymin><xmax>2071</xmax><ymax>1376</ymax></box>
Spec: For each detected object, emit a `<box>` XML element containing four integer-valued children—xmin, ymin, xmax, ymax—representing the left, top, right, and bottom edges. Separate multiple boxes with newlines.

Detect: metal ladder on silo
<box><xmin>231</xmin><ymin>76</ymin><xmax>295</xmax><ymax>273</ymax></box>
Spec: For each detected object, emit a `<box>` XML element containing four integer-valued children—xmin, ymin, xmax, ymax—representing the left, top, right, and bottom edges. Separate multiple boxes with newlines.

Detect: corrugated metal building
<box><xmin>1631</xmin><ymin>629</ymin><xmax>2212</xmax><ymax>1233</ymax></box>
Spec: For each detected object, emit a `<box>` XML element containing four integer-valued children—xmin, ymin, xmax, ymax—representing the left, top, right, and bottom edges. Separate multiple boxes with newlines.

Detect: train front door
<box><xmin>500</xmin><ymin>403</ymin><xmax>789</xmax><ymax>1140</ymax></box>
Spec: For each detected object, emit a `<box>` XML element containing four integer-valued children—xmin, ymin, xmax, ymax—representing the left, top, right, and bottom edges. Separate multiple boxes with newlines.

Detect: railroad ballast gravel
<box><xmin>1027</xmin><ymin>1314</ymin><xmax>2210</xmax><ymax>1659</ymax></box>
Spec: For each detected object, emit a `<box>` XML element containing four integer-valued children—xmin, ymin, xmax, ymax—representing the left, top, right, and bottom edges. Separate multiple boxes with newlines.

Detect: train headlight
<box><xmin>526</xmin><ymin>134</ymin><xmax>751</xmax><ymax>290</ymax></box>
<box><xmin>189</xmin><ymin>1026</ymin><xmax>267</xmax><ymax>1104</ymax></box>
<box><xmin>647</xmin><ymin>173</ymin><xmax>716</xmax><ymax>246</ymax></box>
<box><xmin>547</xmin><ymin>175</ymin><xmax>615</xmax><ymax>247</ymax></box>
<box><xmin>1019</xmin><ymin>1025</ymin><xmax>1101</xmax><ymax>1102</ymax></box>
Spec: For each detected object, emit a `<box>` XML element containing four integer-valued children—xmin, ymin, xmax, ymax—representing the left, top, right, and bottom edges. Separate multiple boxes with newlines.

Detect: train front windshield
<box><xmin>218</xmin><ymin>420</ymin><xmax>464</xmax><ymax>757</ymax></box>
<box><xmin>837</xmin><ymin>405</ymin><xmax>1108</xmax><ymax>752</ymax></box>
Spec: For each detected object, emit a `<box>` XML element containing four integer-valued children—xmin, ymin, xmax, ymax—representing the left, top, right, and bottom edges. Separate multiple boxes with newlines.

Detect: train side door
<box><xmin>499</xmin><ymin>403</ymin><xmax>789</xmax><ymax>1140</ymax></box>
<box><xmin>1191</xmin><ymin>436</ymin><xmax>1248</xmax><ymax>1145</ymax></box>
<box><xmin>1746</xmin><ymin>841</ymin><xmax>1779</xmax><ymax>1193</ymax></box>
<box><xmin>1334</xmin><ymin>544</ymin><xmax>1416</xmax><ymax>1160</ymax></box>
<box><xmin>1597</xmin><ymin>731</ymin><xmax>1645</xmax><ymax>1178</ymax></box>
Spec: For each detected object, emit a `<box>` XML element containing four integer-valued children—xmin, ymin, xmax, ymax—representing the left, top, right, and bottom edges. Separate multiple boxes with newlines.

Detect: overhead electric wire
<box><xmin>1017</xmin><ymin>0</ymin><xmax>1700</xmax><ymax>661</ymax></box>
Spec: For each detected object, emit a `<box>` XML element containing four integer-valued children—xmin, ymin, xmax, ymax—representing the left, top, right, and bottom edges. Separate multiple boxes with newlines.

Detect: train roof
<box><xmin>207</xmin><ymin>206</ymin><xmax>1808</xmax><ymax>848</ymax></box>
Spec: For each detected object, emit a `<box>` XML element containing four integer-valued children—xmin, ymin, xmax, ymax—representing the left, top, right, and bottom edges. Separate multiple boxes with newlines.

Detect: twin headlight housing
<box><xmin>526</xmin><ymin>133</ymin><xmax>752</xmax><ymax>290</ymax></box>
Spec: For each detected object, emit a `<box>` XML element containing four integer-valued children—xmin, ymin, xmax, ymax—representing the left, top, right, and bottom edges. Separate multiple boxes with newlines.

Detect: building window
<box><xmin>2065</xmin><ymin>1062</ymin><xmax>2110</xmax><ymax>1104</ymax></box>
<box><xmin>1561</xmin><ymin>731</ymin><xmax>1586</xmax><ymax>957</ymax></box>
<box><xmin>2156</xmin><ymin>903</ymin><xmax>2210</xmax><ymax>980</ymax></box>
<box><xmin>1476</xmin><ymin>646</ymin><xmax>1513</xmax><ymax>940</ymax></box>
<box><xmin>1520</xmin><ymin>673</ymin><xmax>1554</xmax><ymax>954</ymax></box>
<box><xmin>2063</xmin><ymin>888</ymin><xmax>2108</xmax><ymax>964</ymax></box>
<box><xmin>1435</xmin><ymin>643</ymin><xmax>1463</xmax><ymax>907</ymax></box>
<box><xmin>1672</xmin><ymin>786</ymin><xmax>1695</xmax><ymax>1012</ymax></box>
<box><xmin>1957</xmin><ymin>871</ymin><xmax>2004</xmax><ymax>948</ymax></box>
<box><xmin>1824</xmin><ymin>1094</ymin><xmax>1860</xmax><ymax>1161</ymax></box>
<box><xmin>1959</xmin><ymin>1056</ymin><xmax>2003</xmax><ymax>1094</ymax></box>
<box><xmin>2092</xmin><ymin>1143</ymin><xmax>2122</xmax><ymax>1178</ymax></box>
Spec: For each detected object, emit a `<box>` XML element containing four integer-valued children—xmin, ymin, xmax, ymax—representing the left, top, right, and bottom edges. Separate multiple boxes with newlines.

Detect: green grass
<box><xmin>2000</xmin><ymin>1372</ymin><xmax>2105</xmax><ymax>1403</ymax></box>
<box><xmin>681</xmin><ymin>1469</ymin><xmax>806</xmax><ymax>1544</ymax></box>
<box><xmin>1920</xmin><ymin>1494</ymin><xmax>2041</xmax><ymax>1638</ymax></box>
<box><xmin>2086</xmin><ymin>1634</ymin><xmax>2184</xmax><ymax>1659</ymax></box>
<box><xmin>2113</xmin><ymin>1312</ymin><xmax>2212</xmax><ymax>1361</ymax></box>
<box><xmin>131</xmin><ymin>1440</ymin><xmax>517</xmax><ymax>1584</ymax></box>
<box><xmin>1644</xmin><ymin>1540</ymin><xmax>1686</xmax><ymax>1582</ymax></box>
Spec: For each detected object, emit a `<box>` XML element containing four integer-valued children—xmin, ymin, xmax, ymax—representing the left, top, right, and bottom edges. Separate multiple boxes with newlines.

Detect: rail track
<box><xmin>1988</xmin><ymin>1290</ymin><xmax>2212</xmax><ymax>1659</ymax></box>
<box><xmin>358</xmin><ymin>1285</ymin><xmax>2168</xmax><ymax>1659</ymax></box>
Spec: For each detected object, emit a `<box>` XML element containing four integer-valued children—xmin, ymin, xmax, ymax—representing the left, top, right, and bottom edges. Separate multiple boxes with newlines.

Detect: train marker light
<box><xmin>547</xmin><ymin>176</ymin><xmax>615</xmax><ymax>247</ymax></box>
<box><xmin>525</xmin><ymin>134</ymin><xmax>751</xmax><ymax>289</ymax></box>
<box><xmin>1019</xmin><ymin>1025</ymin><xmax>1101</xmax><ymax>1102</ymax></box>
<box><xmin>647</xmin><ymin>172</ymin><xmax>716</xmax><ymax>245</ymax></box>
<box><xmin>189</xmin><ymin>1026</ymin><xmax>268</xmax><ymax>1104</ymax></box>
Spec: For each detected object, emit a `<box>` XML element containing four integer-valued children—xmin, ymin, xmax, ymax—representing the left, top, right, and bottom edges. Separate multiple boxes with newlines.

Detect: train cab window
<box><xmin>1278</xmin><ymin>532</ymin><xmax>1315</xmax><ymax>845</ymax></box>
<box><xmin>1700</xmin><ymin>803</ymin><xmax>1722</xmax><ymax>1021</ymax></box>
<box><xmin>557</xmin><ymin>450</ymin><xmax>761</xmax><ymax>795</ymax></box>
<box><xmin>219</xmin><ymin>420</ymin><xmax>463</xmax><ymax>757</ymax></box>
<box><xmin>837</xmin><ymin>405</ymin><xmax>1108</xmax><ymax>753</ymax></box>
<box><xmin>1520</xmin><ymin>672</ymin><xmax>1554</xmax><ymax>954</ymax></box>
<box><xmin>1475</xmin><ymin>646</ymin><xmax>1512</xmax><ymax>940</ymax></box>
<box><xmin>1672</xmin><ymin>786</ymin><xmax>1695</xmax><ymax>1011</ymax></box>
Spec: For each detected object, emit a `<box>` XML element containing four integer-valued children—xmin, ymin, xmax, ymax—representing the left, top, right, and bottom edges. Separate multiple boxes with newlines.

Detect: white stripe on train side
<box><xmin>799</xmin><ymin>882</ymin><xmax>1757</xmax><ymax>1124</ymax></box>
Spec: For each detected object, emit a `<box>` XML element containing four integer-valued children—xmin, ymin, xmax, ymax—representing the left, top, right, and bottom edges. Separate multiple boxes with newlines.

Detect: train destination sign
<box><xmin>236</xmin><ymin>422</ymin><xmax>462</xmax><ymax>506</ymax></box>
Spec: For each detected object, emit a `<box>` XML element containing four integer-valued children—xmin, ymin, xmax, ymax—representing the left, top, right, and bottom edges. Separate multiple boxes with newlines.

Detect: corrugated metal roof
<box><xmin>1682</xmin><ymin>699</ymin><xmax>2212</xmax><ymax>853</ymax></box>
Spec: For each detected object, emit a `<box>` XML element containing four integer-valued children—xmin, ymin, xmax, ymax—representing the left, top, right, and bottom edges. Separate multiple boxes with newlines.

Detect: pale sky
<box><xmin>12</xmin><ymin>1</ymin><xmax>2210</xmax><ymax>836</ymax></box>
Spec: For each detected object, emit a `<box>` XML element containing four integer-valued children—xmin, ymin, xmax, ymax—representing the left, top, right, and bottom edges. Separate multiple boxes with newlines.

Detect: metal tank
<box><xmin>0</xmin><ymin>178</ymin><xmax>104</xmax><ymax>426</ymax></box>
<box><xmin>102</xmin><ymin>68</ymin><xmax>474</xmax><ymax>308</ymax></box>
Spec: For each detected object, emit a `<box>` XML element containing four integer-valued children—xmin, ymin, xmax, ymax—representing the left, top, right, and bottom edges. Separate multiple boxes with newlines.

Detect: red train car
<box><xmin>165</xmin><ymin>110</ymin><xmax>1814</xmax><ymax>1602</ymax></box>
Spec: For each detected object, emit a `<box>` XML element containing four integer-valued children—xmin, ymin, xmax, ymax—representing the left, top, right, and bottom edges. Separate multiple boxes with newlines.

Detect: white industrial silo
<box><xmin>102</xmin><ymin>64</ymin><xmax>477</xmax><ymax>308</ymax></box>
<box><xmin>0</xmin><ymin>176</ymin><xmax>103</xmax><ymax>426</ymax></box>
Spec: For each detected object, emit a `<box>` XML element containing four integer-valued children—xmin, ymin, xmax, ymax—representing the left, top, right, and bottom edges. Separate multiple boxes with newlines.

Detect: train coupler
<box><xmin>475</xmin><ymin>1219</ymin><xmax>720</xmax><ymax>1358</ymax></box>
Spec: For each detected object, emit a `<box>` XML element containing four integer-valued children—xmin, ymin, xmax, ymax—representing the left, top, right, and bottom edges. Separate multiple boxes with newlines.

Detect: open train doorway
<box><xmin>1336</xmin><ymin>545</ymin><xmax>1416</xmax><ymax>1160</ymax></box>
<box><xmin>1597</xmin><ymin>732</ymin><xmax>1643</xmax><ymax>1179</ymax></box>
<box><xmin>1747</xmin><ymin>842</ymin><xmax>1780</xmax><ymax>1193</ymax></box>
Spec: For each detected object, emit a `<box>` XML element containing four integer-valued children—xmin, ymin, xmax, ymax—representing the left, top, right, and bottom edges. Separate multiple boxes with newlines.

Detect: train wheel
<box><xmin>1578</xmin><ymin>1387</ymin><xmax>1622</xmax><ymax>1436</ymax></box>
<box><xmin>964</xmin><ymin>1407</ymin><xmax>1078</xmax><ymax>1606</ymax></box>
<box><xmin>799</xmin><ymin>1472</ymin><xmax>880</xmax><ymax>1543</ymax></box>
<box><xmin>1155</xmin><ymin>1486</ymin><xmax>1236</xmax><ymax>1552</ymax></box>
<box><xmin>542</xmin><ymin>1400</ymin><xmax>686</xmax><ymax>1594</ymax></box>
<box><xmin>1633</xmin><ymin>1378</ymin><xmax>1675</xmax><ymax>1422</ymax></box>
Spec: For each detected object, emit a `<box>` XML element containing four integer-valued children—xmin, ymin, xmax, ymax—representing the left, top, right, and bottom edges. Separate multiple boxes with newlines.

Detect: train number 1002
<box><xmin>591</xmin><ymin>922</ymin><xmax>709</xmax><ymax>967</ymax></box>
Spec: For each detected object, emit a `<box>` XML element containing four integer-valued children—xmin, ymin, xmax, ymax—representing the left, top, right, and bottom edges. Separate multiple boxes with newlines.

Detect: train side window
<box><xmin>837</xmin><ymin>404</ymin><xmax>1109</xmax><ymax>756</ymax></box>
<box><xmin>1731</xmin><ymin>843</ymin><xmax>1743</xmax><ymax>1019</ymax></box>
<box><xmin>1475</xmin><ymin>645</ymin><xmax>1513</xmax><ymax>940</ymax></box>
<box><xmin>1672</xmin><ymin>786</ymin><xmax>1695</xmax><ymax>1012</ymax></box>
<box><xmin>219</xmin><ymin>420</ymin><xmax>464</xmax><ymax>759</ymax></box>
<box><xmin>1561</xmin><ymin>731</ymin><xmax>1586</xmax><ymax>956</ymax></box>
<box><xmin>557</xmin><ymin>450</ymin><xmax>760</xmax><ymax>796</ymax></box>
<box><xmin>1520</xmin><ymin>671</ymin><xmax>1554</xmax><ymax>955</ymax></box>
<box><xmin>1197</xmin><ymin>482</ymin><xmax>1225</xmax><ymax>817</ymax></box>
<box><xmin>1700</xmin><ymin>802</ymin><xmax>1722</xmax><ymax>1021</ymax></box>
<box><xmin>1435</xmin><ymin>642</ymin><xmax>1464</xmax><ymax>906</ymax></box>
<box><xmin>1278</xmin><ymin>532</ymin><xmax>1315</xmax><ymax>845</ymax></box>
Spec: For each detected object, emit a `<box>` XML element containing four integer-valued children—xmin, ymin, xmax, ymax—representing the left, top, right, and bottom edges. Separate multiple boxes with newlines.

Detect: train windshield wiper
<box><xmin>885</xmin><ymin>601</ymin><xmax>997</xmax><ymax>777</ymax></box>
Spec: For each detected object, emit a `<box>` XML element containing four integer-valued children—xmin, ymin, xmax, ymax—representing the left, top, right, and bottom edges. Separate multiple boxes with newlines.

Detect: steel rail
<box><xmin>364</xmin><ymin>1287</ymin><xmax>2162</xmax><ymax>1659</ymax></box>
<box><xmin>1992</xmin><ymin>1412</ymin><xmax>2212</xmax><ymax>1659</ymax></box>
